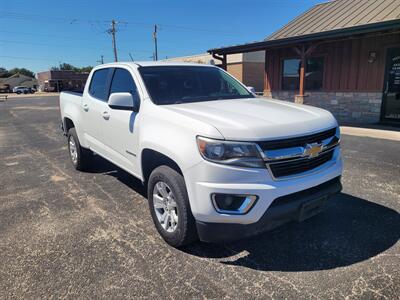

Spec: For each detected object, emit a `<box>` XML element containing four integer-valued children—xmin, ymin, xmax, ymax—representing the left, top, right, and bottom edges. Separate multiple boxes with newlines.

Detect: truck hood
<box><xmin>163</xmin><ymin>98</ymin><xmax>337</xmax><ymax>140</ymax></box>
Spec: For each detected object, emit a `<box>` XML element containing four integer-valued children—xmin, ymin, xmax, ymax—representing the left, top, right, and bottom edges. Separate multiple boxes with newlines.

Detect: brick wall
<box><xmin>227</xmin><ymin>63</ymin><xmax>243</xmax><ymax>83</ymax></box>
<box><xmin>242</xmin><ymin>62</ymin><xmax>264</xmax><ymax>92</ymax></box>
<box><xmin>264</xmin><ymin>91</ymin><xmax>383</xmax><ymax>124</ymax></box>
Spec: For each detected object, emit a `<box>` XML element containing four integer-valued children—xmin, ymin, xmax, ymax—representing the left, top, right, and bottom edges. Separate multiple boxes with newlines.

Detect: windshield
<box><xmin>139</xmin><ymin>66</ymin><xmax>254</xmax><ymax>105</ymax></box>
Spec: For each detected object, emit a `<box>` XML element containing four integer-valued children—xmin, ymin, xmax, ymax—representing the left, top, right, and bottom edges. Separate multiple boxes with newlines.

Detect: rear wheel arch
<box><xmin>64</xmin><ymin>117</ymin><xmax>75</xmax><ymax>133</ymax></box>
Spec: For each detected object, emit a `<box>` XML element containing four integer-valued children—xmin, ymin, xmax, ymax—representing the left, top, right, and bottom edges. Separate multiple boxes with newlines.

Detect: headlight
<box><xmin>197</xmin><ymin>136</ymin><xmax>264</xmax><ymax>168</ymax></box>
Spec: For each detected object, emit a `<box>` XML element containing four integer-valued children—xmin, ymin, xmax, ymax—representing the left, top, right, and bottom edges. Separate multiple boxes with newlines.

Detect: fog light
<box><xmin>211</xmin><ymin>194</ymin><xmax>258</xmax><ymax>214</ymax></box>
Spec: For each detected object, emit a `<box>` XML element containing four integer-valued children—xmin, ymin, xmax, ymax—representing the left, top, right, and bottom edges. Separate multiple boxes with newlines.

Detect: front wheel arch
<box><xmin>141</xmin><ymin>148</ymin><xmax>183</xmax><ymax>184</ymax></box>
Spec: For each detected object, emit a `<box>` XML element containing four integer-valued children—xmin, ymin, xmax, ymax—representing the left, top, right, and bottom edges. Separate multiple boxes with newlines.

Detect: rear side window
<box><xmin>110</xmin><ymin>68</ymin><xmax>138</xmax><ymax>95</ymax></box>
<box><xmin>89</xmin><ymin>68</ymin><xmax>110</xmax><ymax>101</ymax></box>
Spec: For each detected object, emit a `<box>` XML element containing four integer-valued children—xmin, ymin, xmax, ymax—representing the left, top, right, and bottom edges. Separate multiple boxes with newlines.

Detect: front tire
<box><xmin>67</xmin><ymin>128</ymin><xmax>92</xmax><ymax>171</ymax></box>
<box><xmin>148</xmin><ymin>166</ymin><xmax>198</xmax><ymax>247</ymax></box>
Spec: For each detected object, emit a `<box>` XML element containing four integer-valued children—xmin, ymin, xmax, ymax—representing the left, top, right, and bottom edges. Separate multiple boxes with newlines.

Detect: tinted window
<box><xmin>305</xmin><ymin>57</ymin><xmax>324</xmax><ymax>90</ymax></box>
<box><xmin>89</xmin><ymin>68</ymin><xmax>110</xmax><ymax>101</ymax></box>
<box><xmin>281</xmin><ymin>57</ymin><xmax>324</xmax><ymax>90</ymax></box>
<box><xmin>110</xmin><ymin>68</ymin><xmax>138</xmax><ymax>95</ymax></box>
<box><xmin>139</xmin><ymin>66</ymin><xmax>253</xmax><ymax>105</ymax></box>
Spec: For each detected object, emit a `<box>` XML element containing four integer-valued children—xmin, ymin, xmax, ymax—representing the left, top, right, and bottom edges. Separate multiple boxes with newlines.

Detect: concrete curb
<box><xmin>340</xmin><ymin>126</ymin><xmax>400</xmax><ymax>141</ymax></box>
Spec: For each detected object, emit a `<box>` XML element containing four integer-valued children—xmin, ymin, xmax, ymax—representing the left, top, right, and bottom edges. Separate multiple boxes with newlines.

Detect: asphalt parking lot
<box><xmin>1</xmin><ymin>96</ymin><xmax>399</xmax><ymax>299</ymax></box>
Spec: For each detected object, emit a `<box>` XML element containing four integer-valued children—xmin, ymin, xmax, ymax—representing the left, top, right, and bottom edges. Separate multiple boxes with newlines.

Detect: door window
<box><xmin>89</xmin><ymin>68</ymin><xmax>111</xmax><ymax>101</ymax></box>
<box><xmin>110</xmin><ymin>68</ymin><xmax>138</xmax><ymax>96</ymax></box>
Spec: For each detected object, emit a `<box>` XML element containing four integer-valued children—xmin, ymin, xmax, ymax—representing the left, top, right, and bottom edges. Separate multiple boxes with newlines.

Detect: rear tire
<box><xmin>148</xmin><ymin>166</ymin><xmax>198</xmax><ymax>247</ymax></box>
<box><xmin>67</xmin><ymin>128</ymin><xmax>92</xmax><ymax>171</ymax></box>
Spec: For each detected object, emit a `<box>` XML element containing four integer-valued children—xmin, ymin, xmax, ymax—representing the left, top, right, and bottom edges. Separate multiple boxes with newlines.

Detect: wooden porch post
<box><xmin>211</xmin><ymin>53</ymin><xmax>227</xmax><ymax>71</ymax></box>
<box><xmin>221</xmin><ymin>54</ymin><xmax>227</xmax><ymax>71</ymax></box>
<box><xmin>299</xmin><ymin>45</ymin><xmax>306</xmax><ymax>98</ymax></box>
<box><xmin>293</xmin><ymin>45</ymin><xmax>306</xmax><ymax>104</ymax></box>
<box><xmin>293</xmin><ymin>44</ymin><xmax>318</xmax><ymax>104</ymax></box>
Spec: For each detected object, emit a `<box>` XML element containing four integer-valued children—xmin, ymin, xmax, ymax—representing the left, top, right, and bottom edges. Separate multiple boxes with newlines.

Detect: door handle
<box><xmin>102</xmin><ymin>111</ymin><xmax>110</xmax><ymax>120</ymax></box>
<box><xmin>82</xmin><ymin>103</ymin><xmax>89</xmax><ymax>111</ymax></box>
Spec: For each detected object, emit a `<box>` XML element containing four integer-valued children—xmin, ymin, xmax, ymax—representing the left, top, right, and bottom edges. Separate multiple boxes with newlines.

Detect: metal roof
<box><xmin>208</xmin><ymin>0</ymin><xmax>400</xmax><ymax>55</ymax></box>
<box><xmin>266</xmin><ymin>0</ymin><xmax>400</xmax><ymax>41</ymax></box>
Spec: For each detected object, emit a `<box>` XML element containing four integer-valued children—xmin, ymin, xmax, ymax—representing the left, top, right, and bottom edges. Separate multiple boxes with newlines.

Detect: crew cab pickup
<box><xmin>60</xmin><ymin>62</ymin><xmax>342</xmax><ymax>247</ymax></box>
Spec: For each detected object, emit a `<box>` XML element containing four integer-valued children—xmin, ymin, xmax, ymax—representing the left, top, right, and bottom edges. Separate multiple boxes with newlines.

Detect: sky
<box><xmin>0</xmin><ymin>0</ymin><xmax>322</xmax><ymax>73</ymax></box>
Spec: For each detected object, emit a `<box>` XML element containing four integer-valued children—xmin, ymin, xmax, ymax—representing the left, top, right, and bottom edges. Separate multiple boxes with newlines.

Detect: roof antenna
<box><xmin>129</xmin><ymin>53</ymin><xmax>134</xmax><ymax>61</ymax></box>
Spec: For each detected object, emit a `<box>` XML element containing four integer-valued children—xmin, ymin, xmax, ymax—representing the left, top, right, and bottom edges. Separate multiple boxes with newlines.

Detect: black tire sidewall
<box><xmin>67</xmin><ymin>128</ymin><xmax>91</xmax><ymax>171</ymax></box>
<box><xmin>67</xmin><ymin>129</ymin><xmax>80</xmax><ymax>169</ymax></box>
<box><xmin>148</xmin><ymin>166</ymin><xmax>197</xmax><ymax>247</ymax></box>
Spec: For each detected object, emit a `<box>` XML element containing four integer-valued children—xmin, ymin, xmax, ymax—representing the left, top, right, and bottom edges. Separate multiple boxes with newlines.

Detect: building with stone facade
<box><xmin>163</xmin><ymin>52</ymin><xmax>265</xmax><ymax>93</ymax></box>
<box><xmin>208</xmin><ymin>0</ymin><xmax>400</xmax><ymax>125</ymax></box>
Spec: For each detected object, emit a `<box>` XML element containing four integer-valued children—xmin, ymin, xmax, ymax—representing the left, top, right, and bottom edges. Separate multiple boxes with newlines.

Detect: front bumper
<box><xmin>196</xmin><ymin>176</ymin><xmax>342</xmax><ymax>243</ymax></box>
<box><xmin>184</xmin><ymin>147</ymin><xmax>342</xmax><ymax>224</ymax></box>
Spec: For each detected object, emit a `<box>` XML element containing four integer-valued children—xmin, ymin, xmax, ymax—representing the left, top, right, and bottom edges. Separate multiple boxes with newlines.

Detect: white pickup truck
<box><xmin>60</xmin><ymin>62</ymin><xmax>342</xmax><ymax>247</ymax></box>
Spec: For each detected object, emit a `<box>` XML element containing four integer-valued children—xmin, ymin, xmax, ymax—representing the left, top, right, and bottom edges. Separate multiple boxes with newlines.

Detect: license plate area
<box><xmin>298</xmin><ymin>196</ymin><xmax>327</xmax><ymax>222</ymax></box>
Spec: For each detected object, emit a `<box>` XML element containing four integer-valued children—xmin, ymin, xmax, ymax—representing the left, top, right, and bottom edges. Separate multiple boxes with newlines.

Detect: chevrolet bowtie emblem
<box><xmin>304</xmin><ymin>143</ymin><xmax>323</xmax><ymax>158</ymax></box>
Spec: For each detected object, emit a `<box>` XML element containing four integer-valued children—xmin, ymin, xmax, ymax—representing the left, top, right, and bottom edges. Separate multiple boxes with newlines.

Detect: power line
<box><xmin>0</xmin><ymin>39</ymin><xmax>152</xmax><ymax>54</ymax></box>
<box><xmin>0</xmin><ymin>10</ymin><xmax>247</xmax><ymax>36</ymax></box>
<box><xmin>0</xmin><ymin>55</ymin><xmax>91</xmax><ymax>63</ymax></box>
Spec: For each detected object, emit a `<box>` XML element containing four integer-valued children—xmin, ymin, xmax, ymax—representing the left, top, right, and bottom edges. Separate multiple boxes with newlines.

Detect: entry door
<box><xmin>382</xmin><ymin>47</ymin><xmax>400</xmax><ymax>122</ymax></box>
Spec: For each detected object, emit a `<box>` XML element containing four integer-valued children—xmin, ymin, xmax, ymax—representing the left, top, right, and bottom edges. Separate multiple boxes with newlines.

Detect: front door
<box><xmin>381</xmin><ymin>47</ymin><xmax>400</xmax><ymax>123</ymax></box>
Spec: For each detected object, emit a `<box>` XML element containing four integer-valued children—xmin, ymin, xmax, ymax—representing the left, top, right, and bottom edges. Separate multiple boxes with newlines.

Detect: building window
<box><xmin>281</xmin><ymin>57</ymin><xmax>324</xmax><ymax>91</ymax></box>
<box><xmin>282</xmin><ymin>59</ymin><xmax>300</xmax><ymax>90</ymax></box>
<box><xmin>305</xmin><ymin>57</ymin><xmax>324</xmax><ymax>90</ymax></box>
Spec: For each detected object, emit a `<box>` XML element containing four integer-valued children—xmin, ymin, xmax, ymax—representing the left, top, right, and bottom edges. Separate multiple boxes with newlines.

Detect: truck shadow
<box><xmin>85</xmin><ymin>154</ymin><xmax>146</xmax><ymax>197</ymax></box>
<box><xmin>182</xmin><ymin>193</ymin><xmax>400</xmax><ymax>272</ymax></box>
<box><xmin>82</xmin><ymin>157</ymin><xmax>399</xmax><ymax>272</ymax></box>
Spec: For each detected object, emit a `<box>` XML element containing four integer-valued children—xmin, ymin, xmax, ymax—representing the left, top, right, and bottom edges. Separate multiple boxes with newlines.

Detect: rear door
<box><xmin>101</xmin><ymin>67</ymin><xmax>141</xmax><ymax>175</ymax></box>
<box><xmin>82</xmin><ymin>67</ymin><xmax>113</xmax><ymax>155</ymax></box>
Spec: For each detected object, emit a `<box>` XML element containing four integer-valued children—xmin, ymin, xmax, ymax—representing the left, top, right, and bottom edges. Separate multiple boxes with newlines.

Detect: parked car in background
<box><xmin>0</xmin><ymin>83</ymin><xmax>11</xmax><ymax>93</ymax></box>
<box><xmin>13</xmin><ymin>86</ymin><xmax>35</xmax><ymax>94</ymax></box>
<box><xmin>60</xmin><ymin>62</ymin><xmax>342</xmax><ymax>247</ymax></box>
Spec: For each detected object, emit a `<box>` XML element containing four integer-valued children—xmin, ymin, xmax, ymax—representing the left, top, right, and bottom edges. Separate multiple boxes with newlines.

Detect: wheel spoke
<box><xmin>156</xmin><ymin>182</ymin><xmax>169</xmax><ymax>198</ymax></box>
<box><xmin>160</xmin><ymin>211</ymin><xmax>168</xmax><ymax>229</ymax></box>
<box><xmin>169</xmin><ymin>199</ymin><xmax>177</xmax><ymax>208</ymax></box>
<box><xmin>171</xmin><ymin>210</ymin><xmax>178</xmax><ymax>225</ymax></box>
<box><xmin>153</xmin><ymin>194</ymin><xmax>164</xmax><ymax>209</ymax></box>
<box><xmin>152</xmin><ymin>181</ymin><xmax>178</xmax><ymax>233</ymax></box>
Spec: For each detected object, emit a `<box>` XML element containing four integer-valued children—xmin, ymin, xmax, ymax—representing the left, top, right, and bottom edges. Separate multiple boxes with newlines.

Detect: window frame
<box><xmin>108</xmin><ymin>67</ymin><xmax>140</xmax><ymax>98</ymax></box>
<box><xmin>280</xmin><ymin>55</ymin><xmax>326</xmax><ymax>91</ymax></box>
<box><xmin>88</xmin><ymin>67</ymin><xmax>113</xmax><ymax>102</ymax></box>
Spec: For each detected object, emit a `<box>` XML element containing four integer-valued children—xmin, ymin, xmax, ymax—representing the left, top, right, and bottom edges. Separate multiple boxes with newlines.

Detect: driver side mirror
<box><xmin>108</xmin><ymin>92</ymin><xmax>139</xmax><ymax>112</ymax></box>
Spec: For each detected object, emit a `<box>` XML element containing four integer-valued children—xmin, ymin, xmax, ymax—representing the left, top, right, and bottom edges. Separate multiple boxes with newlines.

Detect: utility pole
<box><xmin>107</xmin><ymin>20</ymin><xmax>118</xmax><ymax>62</ymax></box>
<box><xmin>153</xmin><ymin>24</ymin><xmax>158</xmax><ymax>61</ymax></box>
<box><xmin>96</xmin><ymin>55</ymin><xmax>104</xmax><ymax>64</ymax></box>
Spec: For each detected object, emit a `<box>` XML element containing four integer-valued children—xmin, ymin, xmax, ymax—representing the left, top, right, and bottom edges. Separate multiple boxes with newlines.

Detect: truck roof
<box><xmin>98</xmin><ymin>61</ymin><xmax>216</xmax><ymax>68</ymax></box>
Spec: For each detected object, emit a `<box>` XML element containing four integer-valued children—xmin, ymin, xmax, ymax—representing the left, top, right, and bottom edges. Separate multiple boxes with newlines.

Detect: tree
<box><xmin>51</xmin><ymin>63</ymin><xmax>93</xmax><ymax>73</ymax></box>
<box><xmin>8</xmin><ymin>68</ymin><xmax>35</xmax><ymax>78</ymax></box>
<box><xmin>0</xmin><ymin>67</ymin><xmax>8</xmax><ymax>78</ymax></box>
<box><xmin>0</xmin><ymin>67</ymin><xmax>35</xmax><ymax>78</ymax></box>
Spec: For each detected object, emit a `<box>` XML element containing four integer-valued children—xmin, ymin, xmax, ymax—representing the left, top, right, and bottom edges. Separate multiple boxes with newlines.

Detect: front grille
<box><xmin>258</xmin><ymin>127</ymin><xmax>336</xmax><ymax>150</ymax></box>
<box><xmin>269</xmin><ymin>149</ymin><xmax>334</xmax><ymax>178</ymax></box>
